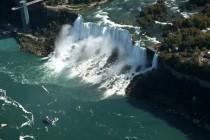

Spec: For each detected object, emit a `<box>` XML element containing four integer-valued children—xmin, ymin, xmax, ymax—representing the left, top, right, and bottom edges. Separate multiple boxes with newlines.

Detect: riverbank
<box><xmin>131</xmin><ymin>0</ymin><xmax>210</xmax><ymax>132</ymax></box>
<box><xmin>17</xmin><ymin>10</ymin><xmax>77</xmax><ymax>56</ymax></box>
<box><xmin>136</xmin><ymin>0</ymin><xmax>210</xmax><ymax>81</ymax></box>
<box><xmin>127</xmin><ymin>67</ymin><xmax>210</xmax><ymax>132</ymax></box>
<box><xmin>0</xmin><ymin>0</ymin><xmax>110</xmax><ymax>56</ymax></box>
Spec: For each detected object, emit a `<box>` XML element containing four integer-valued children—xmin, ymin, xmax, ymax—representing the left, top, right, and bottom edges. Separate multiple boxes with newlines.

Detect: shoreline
<box><xmin>130</xmin><ymin>0</ymin><xmax>210</xmax><ymax>132</ymax></box>
<box><xmin>1</xmin><ymin>0</ymin><xmax>210</xmax><ymax>133</ymax></box>
<box><xmin>127</xmin><ymin>67</ymin><xmax>210</xmax><ymax>132</ymax></box>
<box><xmin>0</xmin><ymin>0</ymin><xmax>110</xmax><ymax>57</ymax></box>
<box><xmin>136</xmin><ymin>0</ymin><xmax>210</xmax><ymax>82</ymax></box>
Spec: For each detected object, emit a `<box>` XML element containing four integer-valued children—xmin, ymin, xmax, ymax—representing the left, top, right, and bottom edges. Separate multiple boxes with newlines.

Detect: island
<box><xmin>129</xmin><ymin>0</ymin><xmax>210</xmax><ymax>132</ymax></box>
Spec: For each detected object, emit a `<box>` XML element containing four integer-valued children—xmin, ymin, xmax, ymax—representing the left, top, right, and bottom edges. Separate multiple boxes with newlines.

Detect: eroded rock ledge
<box><xmin>127</xmin><ymin>67</ymin><xmax>210</xmax><ymax>132</ymax></box>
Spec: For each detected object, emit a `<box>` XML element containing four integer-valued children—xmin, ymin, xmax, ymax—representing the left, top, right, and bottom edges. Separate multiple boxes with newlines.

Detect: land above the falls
<box><xmin>131</xmin><ymin>0</ymin><xmax>210</xmax><ymax>132</ymax></box>
<box><xmin>136</xmin><ymin>0</ymin><xmax>210</xmax><ymax>82</ymax></box>
<box><xmin>0</xmin><ymin>0</ymin><xmax>109</xmax><ymax>56</ymax></box>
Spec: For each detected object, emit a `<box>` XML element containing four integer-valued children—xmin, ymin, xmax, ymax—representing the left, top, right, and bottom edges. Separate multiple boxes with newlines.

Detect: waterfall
<box><xmin>152</xmin><ymin>53</ymin><xmax>158</xmax><ymax>69</ymax></box>
<box><xmin>46</xmin><ymin>15</ymin><xmax>157</xmax><ymax>97</ymax></box>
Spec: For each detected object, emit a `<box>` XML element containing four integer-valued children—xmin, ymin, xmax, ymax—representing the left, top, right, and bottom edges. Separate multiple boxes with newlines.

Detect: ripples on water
<box><xmin>0</xmin><ymin>0</ymin><xmax>209</xmax><ymax>140</ymax></box>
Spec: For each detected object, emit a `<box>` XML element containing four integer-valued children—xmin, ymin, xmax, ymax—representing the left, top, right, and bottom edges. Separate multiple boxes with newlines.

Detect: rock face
<box><xmin>18</xmin><ymin>34</ymin><xmax>51</xmax><ymax>57</ymax></box>
<box><xmin>17</xmin><ymin>7</ymin><xmax>78</xmax><ymax>57</ymax></box>
<box><xmin>45</xmin><ymin>15</ymin><xmax>158</xmax><ymax>96</ymax></box>
<box><xmin>127</xmin><ymin>68</ymin><xmax>210</xmax><ymax>132</ymax></box>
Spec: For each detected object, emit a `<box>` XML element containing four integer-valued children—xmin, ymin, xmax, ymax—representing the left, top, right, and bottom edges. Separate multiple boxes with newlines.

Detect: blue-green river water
<box><xmin>1</xmin><ymin>0</ymin><xmax>210</xmax><ymax>140</ymax></box>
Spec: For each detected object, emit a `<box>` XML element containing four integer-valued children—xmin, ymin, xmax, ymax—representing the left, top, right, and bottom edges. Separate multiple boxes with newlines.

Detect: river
<box><xmin>0</xmin><ymin>0</ymin><xmax>210</xmax><ymax>140</ymax></box>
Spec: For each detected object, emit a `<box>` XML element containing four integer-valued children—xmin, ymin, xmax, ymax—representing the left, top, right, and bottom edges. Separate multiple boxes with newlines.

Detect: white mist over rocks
<box><xmin>46</xmin><ymin>15</ymin><xmax>158</xmax><ymax>98</ymax></box>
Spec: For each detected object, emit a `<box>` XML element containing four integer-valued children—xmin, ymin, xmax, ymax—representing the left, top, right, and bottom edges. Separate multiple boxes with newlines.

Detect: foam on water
<box><xmin>19</xmin><ymin>135</ymin><xmax>35</xmax><ymax>140</ymax></box>
<box><xmin>45</xmin><ymin>15</ymin><xmax>157</xmax><ymax>98</ymax></box>
<box><xmin>0</xmin><ymin>88</ymin><xmax>34</xmax><ymax>128</ymax></box>
<box><xmin>94</xmin><ymin>10</ymin><xmax>141</xmax><ymax>33</ymax></box>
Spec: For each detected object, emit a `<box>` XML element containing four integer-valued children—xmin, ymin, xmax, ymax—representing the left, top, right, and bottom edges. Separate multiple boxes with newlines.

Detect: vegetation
<box><xmin>18</xmin><ymin>8</ymin><xmax>77</xmax><ymax>56</ymax></box>
<box><xmin>136</xmin><ymin>0</ymin><xmax>168</xmax><ymax>27</ymax></box>
<box><xmin>163</xmin><ymin>28</ymin><xmax>210</xmax><ymax>51</ymax></box>
<box><xmin>160</xmin><ymin>14</ymin><xmax>210</xmax><ymax>81</ymax></box>
<box><xmin>131</xmin><ymin>0</ymin><xmax>210</xmax><ymax>132</ymax></box>
<box><xmin>0</xmin><ymin>0</ymin><xmax>108</xmax><ymax>56</ymax></box>
<box><xmin>160</xmin><ymin>53</ymin><xmax>210</xmax><ymax>81</ymax></box>
<box><xmin>136</xmin><ymin>0</ymin><xmax>210</xmax><ymax>82</ymax></box>
<box><xmin>19</xmin><ymin>21</ymin><xmax>60</xmax><ymax>56</ymax></box>
<box><xmin>46</xmin><ymin>0</ymin><xmax>101</xmax><ymax>5</ymax></box>
<box><xmin>173</xmin><ymin>15</ymin><xmax>210</xmax><ymax>30</ymax></box>
<box><xmin>171</xmin><ymin>4</ymin><xmax>210</xmax><ymax>30</ymax></box>
<box><xmin>189</xmin><ymin>0</ymin><xmax>210</xmax><ymax>6</ymax></box>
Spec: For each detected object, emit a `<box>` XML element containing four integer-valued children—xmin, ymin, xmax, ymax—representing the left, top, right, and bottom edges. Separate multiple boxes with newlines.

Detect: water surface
<box><xmin>0</xmin><ymin>0</ymin><xmax>210</xmax><ymax>139</ymax></box>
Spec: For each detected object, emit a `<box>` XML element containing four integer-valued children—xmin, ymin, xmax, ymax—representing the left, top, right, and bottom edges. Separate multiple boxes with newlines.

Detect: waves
<box><xmin>0</xmin><ymin>88</ymin><xmax>34</xmax><ymax>128</ymax></box>
<box><xmin>45</xmin><ymin>15</ymin><xmax>157</xmax><ymax>98</ymax></box>
<box><xmin>0</xmin><ymin>88</ymin><xmax>34</xmax><ymax>139</ymax></box>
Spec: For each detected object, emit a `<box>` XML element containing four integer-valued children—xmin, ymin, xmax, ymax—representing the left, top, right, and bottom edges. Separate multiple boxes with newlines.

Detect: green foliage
<box><xmin>161</xmin><ymin>53</ymin><xmax>210</xmax><ymax>82</ymax></box>
<box><xmin>163</xmin><ymin>28</ymin><xmax>210</xmax><ymax>51</ymax></box>
<box><xmin>164</xmin><ymin>2</ymin><xmax>210</xmax><ymax>52</ymax></box>
<box><xmin>173</xmin><ymin>15</ymin><xmax>210</xmax><ymax>30</ymax></box>
<box><xmin>137</xmin><ymin>0</ymin><xmax>168</xmax><ymax>27</ymax></box>
<box><xmin>137</xmin><ymin>0</ymin><xmax>210</xmax><ymax>82</ymax></box>
<box><xmin>141</xmin><ymin>0</ymin><xmax>167</xmax><ymax>17</ymax></box>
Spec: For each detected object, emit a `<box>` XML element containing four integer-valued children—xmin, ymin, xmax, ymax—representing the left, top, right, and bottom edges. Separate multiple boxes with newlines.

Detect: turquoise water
<box><xmin>0</xmin><ymin>0</ymin><xmax>210</xmax><ymax>139</ymax></box>
<box><xmin>0</xmin><ymin>38</ymin><xmax>209</xmax><ymax>140</ymax></box>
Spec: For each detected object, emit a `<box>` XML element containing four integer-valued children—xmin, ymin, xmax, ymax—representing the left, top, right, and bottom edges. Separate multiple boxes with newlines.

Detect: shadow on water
<box><xmin>127</xmin><ymin>97</ymin><xmax>210</xmax><ymax>140</ymax></box>
<box><xmin>126</xmin><ymin>69</ymin><xmax>210</xmax><ymax>140</ymax></box>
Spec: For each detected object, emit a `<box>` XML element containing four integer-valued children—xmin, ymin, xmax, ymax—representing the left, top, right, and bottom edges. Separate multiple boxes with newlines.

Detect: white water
<box><xmin>19</xmin><ymin>135</ymin><xmax>35</xmax><ymax>140</ymax></box>
<box><xmin>0</xmin><ymin>88</ymin><xmax>34</xmax><ymax>139</ymax></box>
<box><xmin>46</xmin><ymin>15</ymin><xmax>157</xmax><ymax>98</ymax></box>
<box><xmin>0</xmin><ymin>89</ymin><xmax>34</xmax><ymax>128</ymax></box>
<box><xmin>152</xmin><ymin>53</ymin><xmax>158</xmax><ymax>69</ymax></box>
<box><xmin>94</xmin><ymin>10</ymin><xmax>141</xmax><ymax>32</ymax></box>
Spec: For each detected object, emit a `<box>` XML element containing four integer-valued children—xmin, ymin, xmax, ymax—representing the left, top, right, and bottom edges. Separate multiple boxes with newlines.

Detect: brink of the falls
<box><xmin>46</xmin><ymin>15</ymin><xmax>158</xmax><ymax>98</ymax></box>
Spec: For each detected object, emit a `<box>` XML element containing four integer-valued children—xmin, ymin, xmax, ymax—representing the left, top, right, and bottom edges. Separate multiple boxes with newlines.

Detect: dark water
<box><xmin>0</xmin><ymin>0</ymin><xmax>210</xmax><ymax>140</ymax></box>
